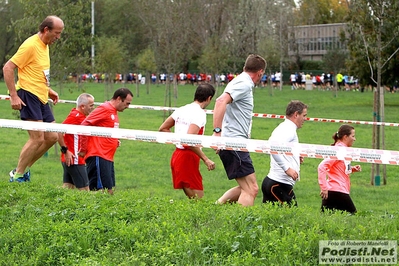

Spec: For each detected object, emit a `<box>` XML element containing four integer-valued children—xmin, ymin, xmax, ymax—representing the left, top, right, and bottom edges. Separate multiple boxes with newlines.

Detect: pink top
<box><xmin>318</xmin><ymin>142</ymin><xmax>355</xmax><ymax>194</ymax></box>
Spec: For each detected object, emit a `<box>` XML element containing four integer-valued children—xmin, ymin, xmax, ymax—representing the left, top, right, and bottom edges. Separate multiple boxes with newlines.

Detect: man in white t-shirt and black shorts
<box><xmin>262</xmin><ymin>100</ymin><xmax>308</xmax><ymax>206</ymax></box>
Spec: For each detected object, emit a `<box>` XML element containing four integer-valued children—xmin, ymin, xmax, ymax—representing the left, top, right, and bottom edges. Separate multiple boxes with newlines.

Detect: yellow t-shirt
<box><xmin>11</xmin><ymin>34</ymin><xmax>50</xmax><ymax>104</ymax></box>
<box><xmin>336</xmin><ymin>73</ymin><xmax>344</xmax><ymax>83</ymax></box>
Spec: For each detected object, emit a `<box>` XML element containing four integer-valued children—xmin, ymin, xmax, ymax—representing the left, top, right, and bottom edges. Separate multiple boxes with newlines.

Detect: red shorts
<box><xmin>171</xmin><ymin>148</ymin><xmax>203</xmax><ymax>190</ymax></box>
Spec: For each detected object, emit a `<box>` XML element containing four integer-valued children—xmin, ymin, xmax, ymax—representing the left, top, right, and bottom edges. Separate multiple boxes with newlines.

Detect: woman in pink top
<box><xmin>318</xmin><ymin>125</ymin><xmax>362</xmax><ymax>214</ymax></box>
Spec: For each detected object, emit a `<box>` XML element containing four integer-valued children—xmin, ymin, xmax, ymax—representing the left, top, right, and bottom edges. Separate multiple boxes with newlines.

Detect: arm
<box><xmin>318</xmin><ymin>159</ymin><xmax>331</xmax><ymax>199</ymax></box>
<box><xmin>269</xmin><ymin>126</ymin><xmax>298</xmax><ymax>180</ymax></box>
<box><xmin>187</xmin><ymin>124</ymin><xmax>215</xmax><ymax>171</ymax></box>
<box><xmin>159</xmin><ymin>116</ymin><xmax>175</xmax><ymax>132</ymax></box>
<box><xmin>3</xmin><ymin>60</ymin><xmax>25</xmax><ymax>110</ymax></box>
<box><xmin>212</xmin><ymin>92</ymin><xmax>232</xmax><ymax>136</ymax></box>
<box><xmin>271</xmin><ymin>154</ymin><xmax>298</xmax><ymax>181</ymax></box>
<box><xmin>79</xmin><ymin>117</ymin><xmax>94</xmax><ymax>156</ymax></box>
<box><xmin>57</xmin><ymin>132</ymin><xmax>74</xmax><ymax>166</ymax></box>
<box><xmin>49</xmin><ymin>88</ymin><xmax>59</xmax><ymax>105</ymax></box>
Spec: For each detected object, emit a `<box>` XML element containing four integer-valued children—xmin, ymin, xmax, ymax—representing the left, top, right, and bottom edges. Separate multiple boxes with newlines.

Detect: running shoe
<box><xmin>9</xmin><ymin>168</ymin><xmax>30</xmax><ymax>182</ymax></box>
<box><xmin>22</xmin><ymin>169</ymin><xmax>31</xmax><ymax>182</ymax></box>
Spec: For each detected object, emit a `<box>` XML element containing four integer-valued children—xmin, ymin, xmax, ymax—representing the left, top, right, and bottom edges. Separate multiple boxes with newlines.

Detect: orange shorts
<box><xmin>171</xmin><ymin>148</ymin><xmax>203</xmax><ymax>190</ymax></box>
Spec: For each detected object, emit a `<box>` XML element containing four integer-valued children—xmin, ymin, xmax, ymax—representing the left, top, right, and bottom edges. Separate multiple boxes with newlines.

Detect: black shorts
<box><xmin>17</xmin><ymin>89</ymin><xmax>55</xmax><ymax>122</ymax></box>
<box><xmin>86</xmin><ymin>156</ymin><xmax>115</xmax><ymax>190</ymax></box>
<box><xmin>321</xmin><ymin>191</ymin><xmax>356</xmax><ymax>214</ymax></box>
<box><xmin>218</xmin><ymin>150</ymin><xmax>255</xmax><ymax>180</ymax></box>
<box><xmin>62</xmin><ymin>163</ymin><xmax>89</xmax><ymax>188</ymax></box>
<box><xmin>261</xmin><ymin>176</ymin><xmax>297</xmax><ymax>206</ymax></box>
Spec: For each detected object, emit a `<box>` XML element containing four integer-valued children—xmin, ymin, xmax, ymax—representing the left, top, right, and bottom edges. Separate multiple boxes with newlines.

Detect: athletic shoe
<box><xmin>9</xmin><ymin>168</ymin><xmax>30</xmax><ymax>182</ymax></box>
<box><xmin>9</xmin><ymin>169</ymin><xmax>15</xmax><ymax>182</ymax></box>
<box><xmin>24</xmin><ymin>169</ymin><xmax>30</xmax><ymax>182</ymax></box>
<box><xmin>22</xmin><ymin>170</ymin><xmax>31</xmax><ymax>182</ymax></box>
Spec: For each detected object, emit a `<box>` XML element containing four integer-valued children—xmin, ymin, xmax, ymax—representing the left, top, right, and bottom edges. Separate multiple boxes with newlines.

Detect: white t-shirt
<box><xmin>267</xmin><ymin>119</ymin><xmax>300</xmax><ymax>186</ymax></box>
<box><xmin>172</xmin><ymin>102</ymin><xmax>206</xmax><ymax>149</ymax></box>
<box><xmin>275</xmin><ymin>72</ymin><xmax>281</xmax><ymax>82</ymax></box>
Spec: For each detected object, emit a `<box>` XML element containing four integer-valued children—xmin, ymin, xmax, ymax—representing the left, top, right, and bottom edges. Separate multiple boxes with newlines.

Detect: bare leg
<box><xmin>26</xmin><ymin>131</ymin><xmax>58</xmax><ymax>168</ymax></box>
<box><xmin>62</xmin><ymin>183</ymin><xmax>76</xmax><ymax>189</ymax></box>
<box><xmin>183</xmin><ymin>187</ymin><xmax>204</xmax><ymax>199</ymax></box>
<box><xmin>216</xmin><ymin>186</ymin><xmax>241</xmax><ymax>204</ymax></box>
<box><xmin>15</xmin><ymin>126</ymin><xmax>58</xmax><ymax>174</ymax></box>
<box><xmin>236</xmin><ymin>173</ymin><xmax>259</xmax><ymax>206</ymax></box>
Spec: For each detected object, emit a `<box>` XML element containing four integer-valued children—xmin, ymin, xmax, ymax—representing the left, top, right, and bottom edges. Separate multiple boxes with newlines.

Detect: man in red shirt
<box><xmin>58</xmin><ymin>93</ymin><xmax>95</xmax><ymax>190</ymax></box>
<box><xmin>80</xmin><ymin>88</ymin><xmax>133</xmax><ymax>194</ymax></box>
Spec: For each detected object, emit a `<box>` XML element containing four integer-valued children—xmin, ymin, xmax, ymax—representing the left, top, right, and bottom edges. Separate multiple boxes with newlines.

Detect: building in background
<box><xmin>288</xmin><ymin>23</ymin><xmax>347</xmax><ymax>61</ymax></box>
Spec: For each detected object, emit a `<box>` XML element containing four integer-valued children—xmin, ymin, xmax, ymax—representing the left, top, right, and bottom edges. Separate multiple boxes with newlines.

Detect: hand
<box><xmin>320</xmin><ymin>190</ymin><xmax>328</xmax><ymax>200</ymax></box>
<box><xmin>65</xmin><ymin>150</ymin><xmax>75</xmax><ymax>167</ymax></box>
<box><xmin>10</xmin><ymin>94</ymin><xmax>26</xmax><ymax>110</ymax></box>
<box><xmin>300</xmin><ymin>156</ymin><xmax>304</xmax><ymax>164</ymax></box>
<box><xmin>204</xmin><ymin>159</ymin><xmax>216</xmax><ymax>171</ymax></box>
<box><xmin>285</xmin><ymin>168</ymin><xmax>299</xmax><ymax>181</ymax></box>
<box><xmin>48</xmin><ymin>88</ymin><xmax>59</xmax><ymax>105</ymax></box>
<box><xmin>352</xmin><ymin>165</ymin><xmax>362</xmax><ymax>172</ymax></box>
<box><xmin>78</xmin><ymin>151</ymin><xmax>86</xmax><ymax>158</ymax></box>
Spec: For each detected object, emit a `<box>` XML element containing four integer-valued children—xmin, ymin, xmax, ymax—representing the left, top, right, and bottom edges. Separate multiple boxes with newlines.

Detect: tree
<box><xmin>295</xmin><ymin>0</ymin><xmax>349</xmax><ymax>25</ymax></box>
<box><xmin>94</xmin><ymin>0</ymin><xmax>149</xmax><ymax>72</ymax></box>
<box><xmin>346</xmin><ymin>0</ymin><xmax>399</xmax><ymax>185</ymax></box>
<box><xmin>323</xmin><ymin>47</ymin><xmax>348</xmax><ymax>96</ymax></box>
<box><xmin>0</xmin><ymin>0</ymin><xmax>24</xmax><ymax>79</ymax></box>
<box><xmin>95</xmin><ymin>36</ymin><xmax>128</xmax><ymax>100</ymax></box>
<box><xmin>136</xmin><ymin>47</ymin><xmax>157</xmax><ymax>96</ymax></box>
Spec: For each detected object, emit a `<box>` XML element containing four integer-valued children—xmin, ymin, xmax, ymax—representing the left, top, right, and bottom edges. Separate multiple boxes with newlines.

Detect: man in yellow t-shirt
<box><xmin>3</xmin><ymin>15</ymin><xmax>64</xmax><ymax>182</ymax></box>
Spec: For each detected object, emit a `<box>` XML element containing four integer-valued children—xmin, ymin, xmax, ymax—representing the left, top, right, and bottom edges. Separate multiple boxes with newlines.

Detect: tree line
<box><xmin>0</xmin><ymin>0</ymin><xmax>398</xmax><ymax>88</ymax></box>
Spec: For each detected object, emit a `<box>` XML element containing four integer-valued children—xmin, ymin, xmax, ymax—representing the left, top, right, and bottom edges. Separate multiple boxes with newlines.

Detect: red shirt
<box><xmin>81</xmin><ymin>102</ymin><xmax>119</xmax><ymax>162</ymax></box>
<box><xmin>61</xmin><ymin>108</ymin><xmax>86</xmax><ymax>165</ymax></box>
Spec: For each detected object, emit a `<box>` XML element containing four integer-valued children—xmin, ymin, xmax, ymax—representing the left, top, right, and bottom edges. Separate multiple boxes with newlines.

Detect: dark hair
<box><xmin>112</xmin><ymin>88</ymin><xmax>133</xmax><ymax>101</ymax></box>
<box><xmin>332</xmin><ymin>124</ymin><xmax>354</xmax><ymax>146</ymax></box>
<box><xmin>243</xmin><ymin>54</ymin><xmax>267</xmax><ymax>73</ymax></box>
<box><xmin>39</xmin><ymin>16</ymin><xmax>60</xmax><ymax>32</ymax></box>
<box><xmin>286</xmin><ymin>100</ymin><xmax>308</xmax><ymax>117</ymax></box>
<box><xmin>194</xmin><ymin>83</ymin><xmax>215</xmax><ymax>102</ymax></box>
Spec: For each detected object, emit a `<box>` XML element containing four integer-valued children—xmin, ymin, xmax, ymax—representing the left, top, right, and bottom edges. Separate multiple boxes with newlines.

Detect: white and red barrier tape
<box><xmin>1</xmin><ymin>118</ymin><xmax>398</xmax><ymax>165</ymax></box>
<box><xmin>1</xmin><ymin>94</ymin><xmax>396</xmax><ymax>127</ymax></box>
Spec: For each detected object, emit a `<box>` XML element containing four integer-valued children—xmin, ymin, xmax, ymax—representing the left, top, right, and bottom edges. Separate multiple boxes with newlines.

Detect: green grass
<box><xmin>1</xmin><ymin>82</ymin><xmax>398</xmax><ymax>265</ymax></box>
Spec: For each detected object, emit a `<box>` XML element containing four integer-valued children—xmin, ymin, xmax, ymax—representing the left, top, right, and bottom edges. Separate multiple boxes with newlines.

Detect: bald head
<box><xmin>38</xmin><ymin>16</ymin><xmax>64</xmax><ymax>45</ymax></box>
<box><xmin>39</xmin><ymin>16</ymin><xmax>63</xmax><ymax>33</ymax></box>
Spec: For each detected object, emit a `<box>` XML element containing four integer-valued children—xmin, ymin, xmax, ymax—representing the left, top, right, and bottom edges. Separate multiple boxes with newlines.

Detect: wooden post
<box><xmin>371</xmin><ymin>90</ymin><xmax>377</xmax><ymax>185</ymax></box>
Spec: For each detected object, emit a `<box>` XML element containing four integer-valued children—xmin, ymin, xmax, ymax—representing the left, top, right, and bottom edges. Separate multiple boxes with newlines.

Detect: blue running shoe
<box><xmin>22</xmin><ymin>169</ymin><xmax>31</xmax><ymax>182</ymax></box>
<box><xmin>9</xmin><ymin>168</ymin><xmax>30</xmax><ymax>182</ymax></box>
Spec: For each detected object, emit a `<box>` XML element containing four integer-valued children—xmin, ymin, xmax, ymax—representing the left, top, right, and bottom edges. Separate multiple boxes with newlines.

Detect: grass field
<box><xmin>1</xmin><ymin>81</ymin><xmax>398</xmax><ymax>265</ymax></box>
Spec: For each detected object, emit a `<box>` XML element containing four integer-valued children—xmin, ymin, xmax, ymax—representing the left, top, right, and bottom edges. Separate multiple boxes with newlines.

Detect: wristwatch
<box><xmin>213</xmin><ymin>127</ymin><xmax>222</xmax><ymax>133</ymax></box>
<box><xmin>60</xmin><ymin>146</ymin><xmax>68</xmax><ymax>154</ymax></box>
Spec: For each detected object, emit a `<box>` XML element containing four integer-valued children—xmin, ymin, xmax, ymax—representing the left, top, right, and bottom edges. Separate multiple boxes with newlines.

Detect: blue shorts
<box><xmin>86</xmin><ymin>156</ymin><xmax>115</xmax><ymax>190</ymax></box>
<box><xmin>17</xmin><ymin>89</ymin><xmax>54</xmax><ymax>122</ymax></box>
<box><xmin>218</xmin><ymin>150</ymin><xmax>255</xmax><ymax>180</ymax></box>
